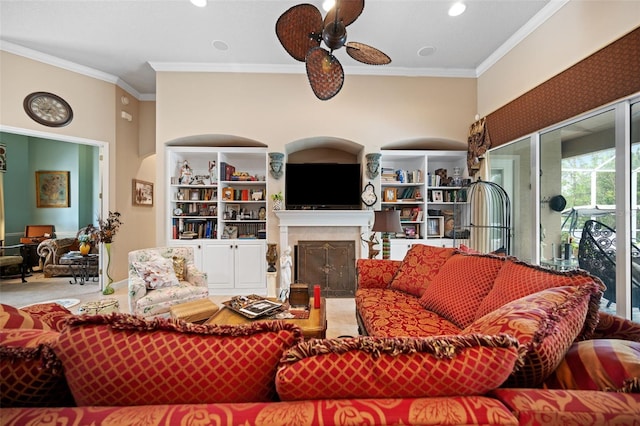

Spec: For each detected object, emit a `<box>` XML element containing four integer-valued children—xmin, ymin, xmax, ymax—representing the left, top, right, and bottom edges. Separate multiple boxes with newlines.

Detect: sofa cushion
<box><xmin>0</xmin><ymin>304</ymin><xmax>50</xmax><ymax>330</ymax></box>
<box><xmin>132</xmin><ymin>254</ymin><xmax>180</xmax><ymax>289</ymax></box>
<box><xmin>0</xmin><ymin>328</ymin><xmax>74</xmax><ymax>407</ymax></box>
<box><xmin>493</xmin><ymin>388</ymin><xmax>640</xmax><ymax>425</ymax></box>
<box><xmin>475</xmin><ymin>259</ymin><xmax>602</xmax><ymax>331</ymax></box>
<box><xmin>356</xmin><ymin>288</ymin><xmax>462</xmax><ymax>337</ymax></box>
<box><xmin>543</xmin><ymin>339</ymin><xmax>640</xmax><ymax>392</ymax></box>
<box><xmin>356</xmin><ymin>258</ymin><xmax>402</xmax><ymax>289</ymax></box>
<box><xmin>19</xmin><ymin>303</ymin><xmax>72</xmax><ymax>332</ymax></box>
<box><xmin>53</xmin><ymin>313</ymin><xmax>303</xmax><ymax>406</ymax></box>
<box><xmin>389</xmin><ymin>245</ymin><xmax>455</xmax><ymax>297</ymax></box>
<box><xmin>276</xmin><ymin>334</ymin><xmax>524</xmax><ymax>400</ymax></box>
<box><xmin>419</xmin><ymin>253</ymin><xmax>505</xmax><ymax>328</ymax></box>
<box><xmin>463</xmin><ymin>284</ymin><xmax>599</xmax><ymax>387</ymax></box>
<box><xmin>592</xmin><ymin>311</ymin><xmax>640</xmax><ymax>342</ymax></box>
<box><xmin>0</xmin><ymin>396</ymin><xmax>520</xmax><ymax>425</ymax></box>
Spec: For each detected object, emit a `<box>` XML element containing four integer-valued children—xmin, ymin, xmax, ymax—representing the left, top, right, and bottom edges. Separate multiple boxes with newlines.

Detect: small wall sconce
<box><xmin>365</xmin><ymin>153</ymin><xmax>381</xmax><ymax>179</ymax></box>
<box><xmin>269</xmin><ymin>152</ymin><xmax>285</xmax><ymax>179</ymax></box>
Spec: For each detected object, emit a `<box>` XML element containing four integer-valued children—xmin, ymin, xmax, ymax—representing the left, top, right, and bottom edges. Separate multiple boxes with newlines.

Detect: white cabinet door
<box><xmin>199</xmin><ymin>240</ymin><xmax>266</xmax><ymax>291</ymax></box>
<box><xmin>202</xmin><ymin>241</ymin><xmax>234</xmax><ymax>289</ymax></box>
<box><xmin>234</xmin><ymin>241</ymin><xmax>266</xmax><ymax>289</ymax></box>
<box><xmin>389</xmin><ymin>239</ymin><xmax>431</xmax><ymax>260</ymax></box>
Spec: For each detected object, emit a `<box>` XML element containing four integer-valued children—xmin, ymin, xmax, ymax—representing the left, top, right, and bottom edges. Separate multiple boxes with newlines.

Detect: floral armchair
<box><xmin>128</xmin><ymin>247</ymin><xmax>209</xmax><ymax>318</ymax></box>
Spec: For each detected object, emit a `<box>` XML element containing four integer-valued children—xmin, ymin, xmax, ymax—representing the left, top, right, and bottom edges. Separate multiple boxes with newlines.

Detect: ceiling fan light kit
<box><xmin>276</xmin><ymin>0</ymin><xmax>390</xmax><ymax>100</ymax></box>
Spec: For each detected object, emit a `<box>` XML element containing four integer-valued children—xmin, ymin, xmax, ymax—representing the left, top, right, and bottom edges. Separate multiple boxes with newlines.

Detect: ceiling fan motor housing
<box><xmin>323</xmin><ymin>21</ymin><xmax>347</xmax><ymax>50</ymax></box>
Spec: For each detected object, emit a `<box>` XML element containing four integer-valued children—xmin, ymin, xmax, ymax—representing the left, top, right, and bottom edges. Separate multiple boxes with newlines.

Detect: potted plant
<box><xmin>271</xmin><ymin>192</ymin><xmax>283</xmax><ymax>211</ymax></box>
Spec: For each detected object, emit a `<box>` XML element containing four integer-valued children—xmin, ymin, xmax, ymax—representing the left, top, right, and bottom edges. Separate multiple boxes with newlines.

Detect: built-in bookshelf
<box><xmin>166</xmin><ymin>147</ymin><xmax>268</xmax><ymax>293</ymax></box>
<box><xmin>380</xmin><ymin>150</ymin><xmax>468</xmax><ymax>248</ymax></box>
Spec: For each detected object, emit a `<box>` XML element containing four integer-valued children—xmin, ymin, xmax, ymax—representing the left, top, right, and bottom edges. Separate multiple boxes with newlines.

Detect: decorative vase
<box><xmin>102</xmin><ymin>242</ymin><xmax>114</xmax><ymax>295</ymax></box>
<box><xmin>266</xmin><ymin>243</ymin><xmax>278</xmax><ymax>272</ymax></box>
<box><xmin>79</xmin><ymin>242</ymin><xmax>91</xmax><ymax>256</ymax></box>
<box><xmin>273</xmin><ymin>199</ymin><xmax>283</xmax><ymax>211</ymax></box>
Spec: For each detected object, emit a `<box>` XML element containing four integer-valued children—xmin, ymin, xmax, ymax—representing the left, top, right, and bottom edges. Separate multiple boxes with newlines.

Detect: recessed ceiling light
<box><xmin>448</xmin><ymin>2</ymin><xmax>466</xmax><ymax>17</ymax></box>
<box><xmin>417</xmin><ymin>46</ymin><xmax>436</xmax><ymax>57</ymax></box>
<box><xmin>212</xmin><ymin>40</ymin><xmax>229</xmax><ymax>51</ymax></box>
<box><xmin>322</xmin><ymin>0</ymin><xmax>336</xmax><ymax>12</ymax></box>
<box><xmin>190</xmin><ymin>0</ymin><xmax>207</xmax><ymax>7</ymax></box>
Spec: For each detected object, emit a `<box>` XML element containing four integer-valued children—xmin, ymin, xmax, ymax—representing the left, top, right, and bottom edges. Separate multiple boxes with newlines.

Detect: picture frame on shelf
<box><xmin>384</xmin><ymin>188</ymin><xmax>397</xmax><ymax>202</ymax></box>
<box><xmin>403</xmin><ymin>225</ymin><xmax>417</xmax><ymax>239</ymax></box>
<box><xmin>222</xmin><ymin>187</ymin><xmax>234</xmax><ymax>200</ymax></box>
<box><xmin>426</xmin><ymin>217</ymin><xmax>444</xmax><ymax>237</ymax></box>
<box><xmin>132</xmin><ymin>179</ymin><xmax>154</xmax><ymax>206</ymax></box>
<box><xmin>222</xmin><ymin>225</ymin><xmax>238</xmax><ymax>239</ymax></box>
<box><xmin>401</xmin><ymin>207</ymin><xmax>412</xmax><ymax>219</ymax></box>
<box><xmin>36</xmin><ymin>171</ymin><xmax>70</xmax><ymax>208</ymax></box>
<box><xmin>226</xmin><ymin>204</ymin><xmax>240</xmax><ymax>220</ymax></box>
<box><xmin>431</xmin><ymin>190</ymin><xmax>443</xmax><ymax>202</ymax></box>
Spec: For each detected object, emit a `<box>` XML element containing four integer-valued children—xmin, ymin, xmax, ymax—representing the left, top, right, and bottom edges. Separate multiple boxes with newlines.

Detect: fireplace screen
<box><xmin>296</xmin><ymin>240</ymin><xmax>356</xmax><ymax>298</ymax></box>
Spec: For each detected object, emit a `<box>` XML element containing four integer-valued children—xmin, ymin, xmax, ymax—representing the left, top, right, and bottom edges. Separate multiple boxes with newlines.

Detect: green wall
<box><xmin>1</xmin><ymin>132</ymin><xmax>99</xmax><ymax>244</ymax></box>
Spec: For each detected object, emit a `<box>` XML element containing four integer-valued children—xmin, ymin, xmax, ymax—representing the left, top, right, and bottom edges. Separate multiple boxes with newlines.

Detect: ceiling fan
<box><xmin>276</xmin><ymin>0</ymin><xmax>391</xmax><ymax>100</ymax></box>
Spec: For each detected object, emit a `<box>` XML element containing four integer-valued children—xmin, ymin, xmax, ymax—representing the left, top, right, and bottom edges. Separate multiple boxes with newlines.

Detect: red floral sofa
<box><xmin>1</xmin><ymin>244</ymin><xmax>640</xmax><ymax>426</ymax></box>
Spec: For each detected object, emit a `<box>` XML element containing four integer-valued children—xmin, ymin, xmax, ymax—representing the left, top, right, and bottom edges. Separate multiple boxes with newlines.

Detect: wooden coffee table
<box><xmin>205</xmin><ymin>297</ymin><xmax>327</xmax><ymax>339</ymax></box>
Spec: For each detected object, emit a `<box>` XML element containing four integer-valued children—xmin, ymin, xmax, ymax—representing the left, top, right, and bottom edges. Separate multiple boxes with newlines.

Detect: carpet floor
<box><xmin>0</xmin><ymin>272</ymin><xmax>359</xmax><ymax>338</ymax></box>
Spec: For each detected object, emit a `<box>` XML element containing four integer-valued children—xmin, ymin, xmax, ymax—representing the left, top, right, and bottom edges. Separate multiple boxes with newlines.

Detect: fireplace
<box><xmin>296</xmin><ymin>240</ymin><xmax>356</xmax><ymax>298</ymax></box>
<box><xmin>274</xmin><ymin>210</ymin><xmax>374</xmax><ymax>295</ymax></box>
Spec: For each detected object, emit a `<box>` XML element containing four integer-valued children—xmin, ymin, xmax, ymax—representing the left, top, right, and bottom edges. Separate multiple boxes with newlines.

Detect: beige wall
<box><xmin>0</xmin><ymin>51</ymin><xmax>156</xmax><ymax>282</ymax></box>
<box><xmin>155</xmin><ymin>72</ymin><xmax>477</xmax><ymax>244</ymax></box>
<box><xmin>477</xmin><ymin>1</ymin><xmax>640</xmax><ymax>116</ymax></box>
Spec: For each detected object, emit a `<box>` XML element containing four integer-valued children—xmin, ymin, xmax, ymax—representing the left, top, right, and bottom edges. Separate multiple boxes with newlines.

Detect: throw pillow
<box><xmin>356</xmin><ymin>258</ymin><xmax>402</xmax><ymax>289</ymax></box>
<box><xmin>276</xmin><ymin>334</ymin><xmax>523</xmax><ymax>400</ymax></box>
<box><xmin>419</xmin><ymin>253</ymin><xmax>505</xmax><ymax>328</ymax></box>
<box><xmin>543</xmin><ymin>339</ymin><xmax>640</xmax><ymax>392</ymax></box>
<box><xmin>0</xmin><ymin>304</ymin><xmax>50</xmax><ymax>330</ymax></box>
<box><xmin>172</xmin><ymin>256</ymin><xmax>186</xmax><ymax>281</ymax></box>
<box><xmin>53</xmin><ymin>313</ymin><xmax>304</xmax><ymax>406</ymax></box>
<box><xmin>0</xmin><ymin>328</ymin><xmax>74</xmax><ymax>407</ymax></box>
<box><xmin>19</xmin><ymin>303</ymin><xmax>72</xmax><ymax>332</ymax></box>
<box><xmin>463</xmin><ymin>284</ymin><xmax>599</xmax><ymax>387</ymax></box>
<box><xmin>133</xmin><ymin>254</ymin><xmax>180</xmax><ymax>289</ymax></box>
<box><xmin>476</xmin><ymin>258</ymin><xmax>601</xmax><ymax>321</ymax></box>
<box><xmin>389</xmin><ymin>245</ymin><xmax>455</xmax><ymax>297</ymax></box>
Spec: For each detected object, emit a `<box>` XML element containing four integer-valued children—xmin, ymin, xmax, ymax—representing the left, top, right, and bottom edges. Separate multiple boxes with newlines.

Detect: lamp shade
<box><xmin>372</xmin><ymin>210</ymin><xmax>403</xmax><ymax>234</ymax></box>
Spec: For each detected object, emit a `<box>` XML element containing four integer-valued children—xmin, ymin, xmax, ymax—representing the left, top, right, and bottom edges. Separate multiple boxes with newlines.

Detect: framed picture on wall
<box><xmin>36</xmin><ymin>171</ymin><xmax>70</xmax><ymax>208</ymax></box>
<box><xmin>132</xmin><ymin>179</ymin><xmax>154</xmax><ymax>206</ymax></box>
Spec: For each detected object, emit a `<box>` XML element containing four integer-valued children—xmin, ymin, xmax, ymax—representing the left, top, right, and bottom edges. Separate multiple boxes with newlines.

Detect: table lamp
<box><xmin>372</xmin><ymin>210</ymin><xmax>403</xmax><ymax>259</ymax></box>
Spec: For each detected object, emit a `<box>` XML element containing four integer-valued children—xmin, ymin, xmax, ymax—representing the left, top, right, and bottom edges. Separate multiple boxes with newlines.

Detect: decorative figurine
<box><xmin>180</xmin><ymin>160</ymin><xmax>193</xmax><ymax>184</ymax></box>
<box><xmin>279</xmin><ymin>245</ymin><xmax>292</xmax><ymax>301</ymax></box>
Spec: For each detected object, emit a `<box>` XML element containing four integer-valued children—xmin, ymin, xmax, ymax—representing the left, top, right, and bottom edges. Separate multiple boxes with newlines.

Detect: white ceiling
<box><xmin>0</xmin><ymin>0</ymin><xmax>563</xmax><ymax>98</ymax></box>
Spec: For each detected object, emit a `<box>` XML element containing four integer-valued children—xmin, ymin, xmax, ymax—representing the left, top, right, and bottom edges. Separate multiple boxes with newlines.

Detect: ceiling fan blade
<box><xmin>276</xmin><ymin>4</ymin><xmax>323</xmax><ymax>62</ymax></box>
<box><xmin>305</xmin><ymin>47</ymin><xmax>344</xmax><ymax>100</ymax></box>
<box><xmin>346</xmin><ymin>42</ymin><xmax>391</xmax><ymax>65</ymax></box>
<box><xmin>324</xmin><ymin>0</ymin><xmax>364</xmax><ymax>28</ymax></box>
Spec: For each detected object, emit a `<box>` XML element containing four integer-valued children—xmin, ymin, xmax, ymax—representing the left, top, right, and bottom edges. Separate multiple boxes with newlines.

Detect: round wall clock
<box><xmin>361</xmin><ymin>182</ymin><xmax>377</xmax><ymax>206</ymax></box>
<box><xmin>23</xmin><ymin>92</ymin><xmax>73</xmax><ymax>127</ymax></box>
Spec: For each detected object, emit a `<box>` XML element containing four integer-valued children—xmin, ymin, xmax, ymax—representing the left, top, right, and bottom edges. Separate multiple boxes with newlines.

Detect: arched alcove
<box><xmin>284</xmin><ymin>137</ymin><xmax>364</xmax><ymax>163</ymax></box>
<box><xmin>381</xmin><ymin>137</ymin><xmax>466</xmax><ymax>151</ymax></box>
<box><xmin>166</xmin><ymin>134</ymin><xmax>267</xmax><ymax>148</ymax></box>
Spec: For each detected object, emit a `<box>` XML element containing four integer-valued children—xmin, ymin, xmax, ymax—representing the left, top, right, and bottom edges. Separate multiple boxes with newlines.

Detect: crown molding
<box><xmin>1</xmin><ymin>40</ymin><xmax>150</xmax><ymax>100</ymax></box>
<box><xmin>148</xmin><ymin>61</ymin><xmax>477</xmax><ymax>79</ymax></box>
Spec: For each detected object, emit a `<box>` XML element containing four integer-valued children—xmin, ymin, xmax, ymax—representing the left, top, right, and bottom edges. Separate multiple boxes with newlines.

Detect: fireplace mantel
<box><xmin>275</xmin><ymin>210</ymin><xmax>373</xmax><ymax>228</ymax></box>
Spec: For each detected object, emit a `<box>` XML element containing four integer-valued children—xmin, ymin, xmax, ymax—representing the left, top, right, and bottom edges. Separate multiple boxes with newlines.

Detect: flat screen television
<box><xmin>285</xmin><ymin>163</ymin><xmax>361</xmax><ymax>210</ymax></box>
